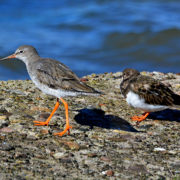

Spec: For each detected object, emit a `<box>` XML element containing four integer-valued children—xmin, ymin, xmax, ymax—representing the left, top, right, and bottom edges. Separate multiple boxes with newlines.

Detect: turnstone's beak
<box><xmin>0</xmin><ymin>54</ymin><xmax>16</xmax><ymax>61</ymax></box>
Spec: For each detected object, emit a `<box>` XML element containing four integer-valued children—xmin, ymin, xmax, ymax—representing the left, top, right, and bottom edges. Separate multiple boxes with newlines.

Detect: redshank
<box><xmin>0</xmin><ymin>45</ymin><xmax>101</xmax><ymax>136</ymax></box>
<box><xmin>120</xmin><ymin>68</ymin><xmax>180</xmax><ymax>123</ymax></box>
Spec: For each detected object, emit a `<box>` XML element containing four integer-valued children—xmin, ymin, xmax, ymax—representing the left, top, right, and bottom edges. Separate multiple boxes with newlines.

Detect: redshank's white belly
<box><xmin>27</xmin><ymin>70</ymin><xmax>78</xmax><ymax>98</ymax></box>
<box><xmin>34</xmin><ymin>79</ymin><xmax>79</xmax><ymax>97</ymax></box>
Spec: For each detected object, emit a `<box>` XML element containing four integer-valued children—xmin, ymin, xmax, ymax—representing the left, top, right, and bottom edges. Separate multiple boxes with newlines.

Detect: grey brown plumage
<box><xmin>29</xmin><ymin>58</ymin><xmax>100</xmax><ymax>94</ymax></box>
<box><xmin>13</xmin><ymin>45</ymin><xmax>100</xmax><ymax>95</ymax></box>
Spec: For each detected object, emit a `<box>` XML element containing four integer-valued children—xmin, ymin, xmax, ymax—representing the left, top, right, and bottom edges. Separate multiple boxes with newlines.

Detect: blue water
<box><xmin>0</xmin><ymin>0</ymin><xmax>180</xmax><ymax>80</ymax></box>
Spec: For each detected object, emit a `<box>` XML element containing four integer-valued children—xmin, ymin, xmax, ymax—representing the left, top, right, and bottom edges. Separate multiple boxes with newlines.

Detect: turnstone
<box><xmin>120</xmin><ymin>68</ymin><xmax>180</xmax><ymax>122</ymax></box>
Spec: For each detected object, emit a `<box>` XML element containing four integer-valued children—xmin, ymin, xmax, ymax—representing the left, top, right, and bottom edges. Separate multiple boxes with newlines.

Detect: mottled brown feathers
<box><xmin>120</xmin><ymin>68</ymin><xmax>180</xmax><ymax>106</ymax></box>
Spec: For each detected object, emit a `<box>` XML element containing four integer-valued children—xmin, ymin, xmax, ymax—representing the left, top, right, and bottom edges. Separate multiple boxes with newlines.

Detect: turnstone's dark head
<box><xmin>122</xmin><ymin>68</ymin><xmax>140</xmax><ymax>80</ymax></box>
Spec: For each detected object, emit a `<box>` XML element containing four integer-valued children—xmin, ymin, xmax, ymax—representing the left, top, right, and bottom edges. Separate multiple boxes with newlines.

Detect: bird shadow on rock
<box><xmin>74</xmin><ymin>108</ymin><xmax>138</xmax><ymax>132</ymax></box>
<box><xmin>149</xmin><ymin>109</ymin><xmax>180</xmax><ymax>122</ymax></box>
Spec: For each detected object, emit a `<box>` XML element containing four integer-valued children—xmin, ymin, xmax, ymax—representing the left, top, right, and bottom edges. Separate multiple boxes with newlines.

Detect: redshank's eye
<box><xmin>20</xmin><ymin>50</ymin><xmax>23</xmax><ymax>53</ymax></box>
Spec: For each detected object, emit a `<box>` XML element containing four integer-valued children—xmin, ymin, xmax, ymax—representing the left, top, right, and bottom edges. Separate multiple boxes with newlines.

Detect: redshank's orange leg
<box><xmin>54</xmin><ymin>98</ymin><xmax>72</xmax><ymax>136</ymax></box>
<box><xmin>131</xmin><ymin>112</ymin><xmax>150</xmax><ymax>122</ymax></box>
<box><xmin>34</xmin><ymin>98</ymin><xmax>60</xmax><ymax>126</ymax></box>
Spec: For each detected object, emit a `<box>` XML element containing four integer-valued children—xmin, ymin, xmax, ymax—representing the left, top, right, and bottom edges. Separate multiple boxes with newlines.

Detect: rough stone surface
<box><xmin>0</xmin><ymin>71</ymin><xmax>179</xmax><ymax>179</ymax></box>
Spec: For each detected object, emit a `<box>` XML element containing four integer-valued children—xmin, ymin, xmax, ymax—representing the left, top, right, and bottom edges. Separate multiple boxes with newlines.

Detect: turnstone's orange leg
<box><xmin>54</xmin><ymin>98</ymin><xmax>72</xmax><ymax>136</ymax></box>
<box><xmin>34</xmin><ymin>98</ymin><xmax>60</xmax><ymax>126</ymax></box>
<box><xmin>131</xmin><ymin>112</ymin><xmax>150</xmax><ymax>122</ymax></box>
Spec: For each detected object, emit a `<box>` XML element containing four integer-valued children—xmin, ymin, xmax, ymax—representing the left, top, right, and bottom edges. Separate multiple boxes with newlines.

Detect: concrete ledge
<box><xmin>0</xmin><ymin>71</ymin><xmax>179</xmax><ymax>179</ymax></box>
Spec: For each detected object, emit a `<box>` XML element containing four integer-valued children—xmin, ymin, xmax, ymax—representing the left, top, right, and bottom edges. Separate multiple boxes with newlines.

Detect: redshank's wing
<box><xmin>33</xmin><ymin>58</ymin><xmax>100</xmax><ymax>94</ymax></box>
<box><xmin>130</xmin><ymin>75</ymin><xmax>177</xmax><ymax>106</ymax></box>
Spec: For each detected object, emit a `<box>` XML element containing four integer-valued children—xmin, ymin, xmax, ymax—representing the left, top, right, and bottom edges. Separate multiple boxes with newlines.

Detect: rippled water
<box><xmin>0</xmin><ymin>0</ymin><xmax>180</xmax><ymax>80</ymax></box>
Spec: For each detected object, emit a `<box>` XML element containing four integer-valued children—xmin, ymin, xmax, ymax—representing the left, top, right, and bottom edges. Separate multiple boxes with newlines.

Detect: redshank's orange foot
<box><xmin>54</xmin><ymin>125</ymin><xmax>72</xmax><ymax>136</ymax></box>
<box><xmin>33</xmin><ymin>121</ymin><xmax>49</xmax><ymax>126</ymax></box>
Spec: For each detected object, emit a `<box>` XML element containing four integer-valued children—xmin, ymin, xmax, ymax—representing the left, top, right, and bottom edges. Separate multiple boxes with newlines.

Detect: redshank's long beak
<box><xmin>0</xmin><ymin>54</ymin><xmax>16</xmax><ymax>61</ymax></box>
